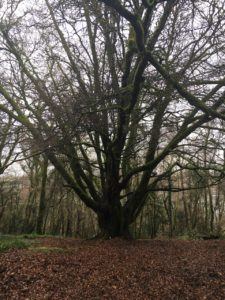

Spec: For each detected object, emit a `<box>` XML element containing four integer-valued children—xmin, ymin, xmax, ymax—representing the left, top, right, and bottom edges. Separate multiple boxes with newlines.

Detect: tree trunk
<box><xmin>208</xmin><ymin>186</ymin><xmax>214</xmax><ymax>232</ymax></box>
<box><xmin>167</xmin><ymin>175</ymin><xmax>173</xmax><ymax>238</ymax></box>
<box><xmin>97</xmin><ymin>207</ymin><xmax>132</xmax><ymax>239</ymax></box>
<box><xmin>36</xmin><ymin>157</ymin><xmax>48</xmax><ymax>234</ymax></box>
<box><xmin>180</xmin><ymin>170</ymin><xmax>189</xmax><ymax>230</ymax></box>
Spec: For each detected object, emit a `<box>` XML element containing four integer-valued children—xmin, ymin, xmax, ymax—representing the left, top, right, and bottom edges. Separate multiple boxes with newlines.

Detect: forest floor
<box><xmin>0</xmin><ymin>237</ymin><xmax>225</xmax><ymax>299</ymax></box>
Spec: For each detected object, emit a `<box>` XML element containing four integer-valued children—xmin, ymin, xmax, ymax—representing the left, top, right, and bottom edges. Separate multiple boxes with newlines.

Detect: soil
<box><xmin>0</xmin><ymin>237</ymin><xmax>225</xmax><ymax>299</ymax></box>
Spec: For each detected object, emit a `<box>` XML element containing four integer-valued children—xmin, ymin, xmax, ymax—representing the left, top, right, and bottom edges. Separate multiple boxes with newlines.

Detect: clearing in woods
<box><xmin>0</xmin><ymin>237</ymin><xmax>225</xmax><ymax>299</ymax></box>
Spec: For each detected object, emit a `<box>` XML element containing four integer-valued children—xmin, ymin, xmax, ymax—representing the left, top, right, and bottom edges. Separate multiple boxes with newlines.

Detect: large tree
<box><xmin>0</xmin><ymin>0</ymin><xmax>225</xmax><ymax>237</ymax></box>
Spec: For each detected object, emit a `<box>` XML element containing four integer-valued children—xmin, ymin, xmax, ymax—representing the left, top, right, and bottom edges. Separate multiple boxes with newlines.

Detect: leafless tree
<box><xmin>0</xmin><ymin>0</ymin><xmax>225</xmax><ymax>237</ymax></box>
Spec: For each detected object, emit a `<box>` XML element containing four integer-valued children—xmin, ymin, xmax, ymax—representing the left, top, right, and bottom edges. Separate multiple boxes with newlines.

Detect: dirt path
<box><xmin>0</xmin><ymin>238</ymin><xmax>225</xmax><ymax>299</ymax></box>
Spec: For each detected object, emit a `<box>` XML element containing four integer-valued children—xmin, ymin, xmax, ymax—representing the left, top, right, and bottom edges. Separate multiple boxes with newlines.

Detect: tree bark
<box><xmin>97</xmin><ymin>207</ymin><xmax>132</xmax><ymax>239</ymax></box>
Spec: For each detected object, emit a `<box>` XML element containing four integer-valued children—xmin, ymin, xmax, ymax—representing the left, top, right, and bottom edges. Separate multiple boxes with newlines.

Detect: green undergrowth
<box><xmin>0</xmin><ymin>236</ymin><xmax>30</xmax><ymax>253</ymax></box>
<box><xmin>0</xmin><ymin>233</ymin><xmax>71</xmax><ymax>253</ymax></box>
<box><xmin>0</xmin><ymin>234</ymin><xmax>65</xmax><ymax>253</ymax></box>
<box><xmin>29</xmin><ymin>246</ymin><xmax>65</xmax><ymax>253</ymax></box>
